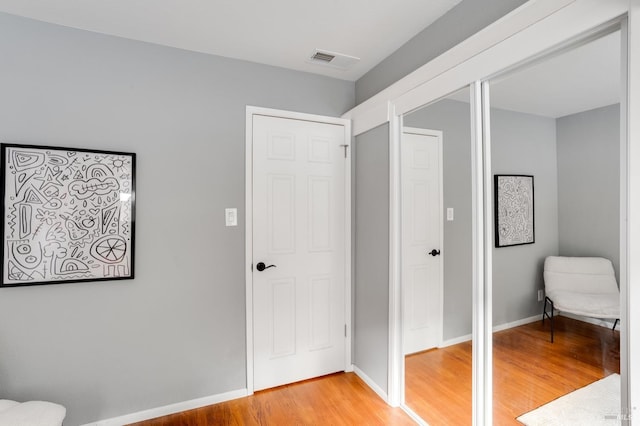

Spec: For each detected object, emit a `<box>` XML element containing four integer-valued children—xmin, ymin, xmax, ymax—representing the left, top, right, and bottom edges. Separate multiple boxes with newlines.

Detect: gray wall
<box><xmin>405</xmin><ymin>99</ymin><xmax>559</xmax><ymax>337</ymax></box>
<box><xmin>355</xmin><ymin>0</ymin><xmax>527</xmax><ymax>104</ymax></box>
<box><xmin>491</xmin><ymin>108</ymin><xmax>559</xmax><ymax>325</ymax></box>
<box><xmin>0</xmin><ymin>12</ymin><xmax>354</xmax><ymax>426</ymax></box>
<box><xmin>354</xmin><ymin>124</ymin><xmax>390</xmax><ymax>394</ymax></box>
<box><xmin>557</xmin><ymin>104</ymin><xmax>620</xmax><ymax>279</ymax></box>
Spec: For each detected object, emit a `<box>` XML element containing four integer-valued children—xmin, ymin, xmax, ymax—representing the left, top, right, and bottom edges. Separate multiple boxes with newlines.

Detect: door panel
<box><xmin>271</xmin><ymin>278</ymin><xmax>296</xmax><ymax>357</ymax></box>
<box><xmin>268</xmin><ymin>175</ymin><xmax>295</xmax><ymax>253</ymax></box>
<box><xmin>252</xmin><ymin>114</ymin><xmax>346</xmax><ymax>391</ymax></box>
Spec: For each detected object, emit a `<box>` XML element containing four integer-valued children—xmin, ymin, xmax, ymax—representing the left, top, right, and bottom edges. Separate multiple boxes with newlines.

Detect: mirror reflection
<box><xmin>401</xmin><ymin>86</ymin><xmax>473</xmax><ymax>424</ymax></box>
<box><xmin>486</xmin><ymin>29</ymin><xmax>622</xmax><ymax>423</ymax></box>
<box><xmin>400</xmin><ymin>28</ymin><xmax>623</xmax><ymax>425</ymax></box>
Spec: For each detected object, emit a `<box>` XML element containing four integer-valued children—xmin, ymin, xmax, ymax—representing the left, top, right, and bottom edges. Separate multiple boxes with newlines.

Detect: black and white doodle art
<box><xmin>1</xmin><ymin>144</ymin><xmax>135</xmax><ymax>286</ymax></box>
<box><xmin>495</xmin><ymin>175</ymin><xmax>534</xmax><ymax>248</ymax></box>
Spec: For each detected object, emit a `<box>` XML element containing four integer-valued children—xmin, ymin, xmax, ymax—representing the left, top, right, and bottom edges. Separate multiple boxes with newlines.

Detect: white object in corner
<box><xmin>0</xmin><ymin>400</ymin><xmax>66</xmax><ymax>426</ymax></box>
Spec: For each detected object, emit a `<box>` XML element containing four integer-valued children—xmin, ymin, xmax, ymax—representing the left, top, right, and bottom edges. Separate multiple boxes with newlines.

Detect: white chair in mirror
<box><xmin>0</xmin><ymin>399</ymin><xmax>66</xmax><ymax>426</ymax></box>
<box><xmin>542</xmin><ymin>256</ymin><xmax>620</xmax><ymax>343</ymax></box>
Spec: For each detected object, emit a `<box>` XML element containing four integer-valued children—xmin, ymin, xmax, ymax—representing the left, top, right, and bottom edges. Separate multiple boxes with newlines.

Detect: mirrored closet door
<box><xmin>396</xmin><ymin>22</ymin><xmax>627</xmax><ymax>425</ymax></box>
<box><xmin>401</xmin><ymin>86</ymin><xmax>474</xmax><ymax>424</ymax></box>
<box><xmin>484</xmin><ymin>27</ymin><xmax>624</xmax><ymax>424</ymax></box>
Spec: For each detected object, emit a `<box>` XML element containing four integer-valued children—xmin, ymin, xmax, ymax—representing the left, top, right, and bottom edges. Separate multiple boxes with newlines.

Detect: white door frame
<box><xmin>245</xmin><ymin>106</ymin><xmax>352</xmax><ymax>394</ymax></box>
<box><xmin>344</xmin><ymin>0</ymin><xmax>636</xmax><ymax>423</ymax></box>
<box><xmin>626</xmin><ymin>2</ymin><xmax>640</xmax><ymax>420</ymax></box>
<box><xmin>401</xmin><ymin>126</ymin><xmax>445</xmax><ymax>349</ymax></box>
<box><xmin>399</xmin><ymin>126</ymin><xmax>444</xmax><ymax>405</ymax></box>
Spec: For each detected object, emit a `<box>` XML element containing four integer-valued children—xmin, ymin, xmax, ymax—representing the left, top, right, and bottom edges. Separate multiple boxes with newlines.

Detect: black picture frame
<box><xmin>1</xmin><ymin>143</ymin><xmax>136</xmax><ymax>287</ymax></box>
<box><xmin>494</xmin><ymin>174</ymin><xmax>534</xmax><ymax>248</ymax></box>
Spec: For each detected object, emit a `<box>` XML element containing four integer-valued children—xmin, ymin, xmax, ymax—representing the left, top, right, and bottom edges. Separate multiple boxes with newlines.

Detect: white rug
<box><xmin>517</xmin><ymin>374</ymin><xmax>622</xmax><ymax>425</ymax></box>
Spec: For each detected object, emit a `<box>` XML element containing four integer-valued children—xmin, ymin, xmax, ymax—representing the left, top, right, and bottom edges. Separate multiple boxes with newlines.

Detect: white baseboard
<box><xmin>492</xmin><ymin>314</ymin><xmax>542</xmax><ymax>333</ymax></box>
<box><xmin>353</xmin><ymin>365</ymin><xmax>388</xmax><ymax>404</ymax></box>
<box><xmin>82</xmin><ymin>313</ymin><xmax>609</xmax><ymax>426</ymax></box>
<box><xmin>81</xmin><ymin>388</ymin><xmax>248</xmax><ymax>426</ymax></box>
<box><xmin>345</xmin><ymin>363</ymin><xmax>355</xmax><ymax>373</ymax></box>
<box><xmin>401</xmin><ymin>404</ymin><xmax>429</xmax><ymax>425</ymax></box>
<box><xmin>559</xmin><ymin>312</ymin><xmax>619</xmax><ymax>330</ymax></box>
<box><xmin>440</xmin><ymin>314</ymin><xmax>543</xmax><ymax>348</ymax></box>
<box><xmin>440</xmin><ymin>333</ymin><xmax>472</xmax><ymax>348</ymax></box>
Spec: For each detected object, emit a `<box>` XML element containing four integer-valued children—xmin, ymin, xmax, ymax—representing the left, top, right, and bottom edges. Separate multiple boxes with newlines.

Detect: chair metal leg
<box><xmin>542</xmin><ymin>296</ymin><xmax>554</xmax><ymax>343</ymax></box>
<box><xmin>613</xmin><ymin>318</ymin><xmax>619</xmax><ymax>330</ymax></box>
<box><xmin>550</xmin><ymin>300</ymin><xmax>554</xmax><ymax>343</ymax></box>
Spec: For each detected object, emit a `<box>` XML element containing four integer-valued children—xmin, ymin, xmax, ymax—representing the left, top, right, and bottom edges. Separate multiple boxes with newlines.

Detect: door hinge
<box><xmin>340</xmin><ymin>144</ymin><xmax>349</xmax><ymax>158</ymax></box>
<box><xmin>344</xmin><ymin>324</ymin><xmax>347</xmax><ymax>337</ymax></box>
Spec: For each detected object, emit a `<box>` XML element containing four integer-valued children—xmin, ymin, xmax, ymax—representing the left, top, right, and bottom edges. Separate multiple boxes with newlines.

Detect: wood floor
<box><xmin>405</xmin><ymin>316</ymin><xmax>620</xmax><ymax>425</ymax></box>
<box><xmin>129</xmin><ymin>316</ymin><xmax>618</xmax><ymax>426</ymax></box>
<box><xmin>128</xmin><ymin>372</ymin><xmax>414</xmax><ymax>426</ymax></box>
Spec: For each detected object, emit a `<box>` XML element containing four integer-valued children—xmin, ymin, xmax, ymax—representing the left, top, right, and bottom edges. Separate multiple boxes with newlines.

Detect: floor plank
<box><xmin>405</xmin><ymin>316</ymin><xmax>620</xmax><ymax>425</ymax></box>
<box><xmin>128</xmin><ymin>372</ymin><xmax>415</xmax><ymax>426</ymax></box>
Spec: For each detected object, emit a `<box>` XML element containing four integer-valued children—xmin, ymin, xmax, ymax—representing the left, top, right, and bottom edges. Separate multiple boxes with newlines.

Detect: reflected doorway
<box><xmin>401</xmin><ymin>86</ymin><xmax>473</xmax><ymax>424</ymax></box>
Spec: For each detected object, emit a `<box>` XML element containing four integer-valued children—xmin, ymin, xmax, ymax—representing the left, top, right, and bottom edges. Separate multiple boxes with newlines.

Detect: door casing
<box><xmin>245</xmin><ymin>106</ymin><xmax>352</xmax><ymax>394</ymax></box>
<box><xmin>400</xmin><ymin>127</ymin><xmax>444</xmax><ymax>357</ymax></box>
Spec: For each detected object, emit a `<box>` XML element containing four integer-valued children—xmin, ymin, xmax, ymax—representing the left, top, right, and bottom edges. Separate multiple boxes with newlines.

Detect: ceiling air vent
<box><xmin>312</xmin><ymin>51</ymin><xmax>336</xmax><ymax>63</ymax></box>
<box><xmin>308</xmin><ymin>49</ymin><xmax>360</xmax><ymax>70</ymax></box>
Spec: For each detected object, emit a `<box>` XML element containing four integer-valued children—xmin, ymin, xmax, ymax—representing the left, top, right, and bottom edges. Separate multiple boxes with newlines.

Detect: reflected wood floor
<box><xmin>128</xmin><ymin>372</ymin><xmax>415</xmax><ymax>426</ymax></box>
<box><xmin>405</xmin><ymin>316</ymin><xmax>620</xmax><ymax>425</ymax></box>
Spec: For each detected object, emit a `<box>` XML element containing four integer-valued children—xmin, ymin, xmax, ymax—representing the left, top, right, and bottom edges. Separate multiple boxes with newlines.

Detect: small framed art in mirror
<box><xmin>494</xmin><ymin>174</ymin><xmax>534</xmax><ymax>248</ymax></box>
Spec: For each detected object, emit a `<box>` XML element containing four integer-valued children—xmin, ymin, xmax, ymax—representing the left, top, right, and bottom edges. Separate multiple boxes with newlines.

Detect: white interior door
<box><xmin>402</xmin><ymin>128</ymin><xmax>443</xmax><ymax>355</ymax></box>
<box><xmin>252</xmin><ymin>113</ymin><xmax>347</xmax><ymax>391</ymax></box>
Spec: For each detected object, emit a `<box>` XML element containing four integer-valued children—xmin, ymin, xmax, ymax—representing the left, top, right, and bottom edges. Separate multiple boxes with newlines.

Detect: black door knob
<box><xmin>429</xmin><ymin>249</ymin><xmax>441</xmax><ymax>256</ymax></box>
<box><xmin>256</xmin><ymin>262</ymin><xmax>277</xmax><ymax>271</ymax></box>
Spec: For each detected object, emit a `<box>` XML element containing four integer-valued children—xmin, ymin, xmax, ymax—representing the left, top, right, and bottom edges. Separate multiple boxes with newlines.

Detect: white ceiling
<box><xmin>447</xmin><ymin>31</ymin><xmax>621</xmax><ymax>118</ymax></box>
<box><xmin>0</xmin><ymin>0</ymin><xmax>462</xmax><ymax>81</ymax></box>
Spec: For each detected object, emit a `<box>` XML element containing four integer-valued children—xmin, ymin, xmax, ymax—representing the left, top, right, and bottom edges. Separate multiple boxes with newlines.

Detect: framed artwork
<box><xmin>1</xmin><ymin>143</ymin><xmax>136</xmax><ymax>287</ymax></box>
<box><xmin>494</xmin><ymin>174</ymin><xmax>534</xmax><ymax>248</ymax></box>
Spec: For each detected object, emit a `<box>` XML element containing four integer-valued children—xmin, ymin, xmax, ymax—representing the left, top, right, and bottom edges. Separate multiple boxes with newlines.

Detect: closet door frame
<box><xmin>345</xmin><ymin>1</ymin><xmax>637</xmax><ymax>424</ymax></box>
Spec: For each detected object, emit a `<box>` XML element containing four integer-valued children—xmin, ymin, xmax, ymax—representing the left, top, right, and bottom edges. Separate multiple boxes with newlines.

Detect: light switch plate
<box><xmin>447</xmin><ymin>208</ymin><xmax>454</xmax><ymax>221</ymax></box>
<box><xmin>225</xmin><ymin>208</ymin><xmax>237</xmax><ymax>226</ymax></box>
